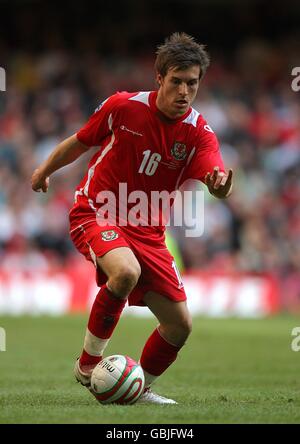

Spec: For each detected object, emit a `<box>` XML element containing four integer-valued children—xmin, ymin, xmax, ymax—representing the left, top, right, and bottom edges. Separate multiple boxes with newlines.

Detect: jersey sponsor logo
<box><xmin>204</xmin><ymin>124</ymin><xmax>214</xmax><ymax>133</ymax></box>
<box><xmin>120</xmin><ymin>125</ymin><xmax>143</xmax><ymax>137</ymax></box>
<box><xmin>101</xmin><ymin>230</ymin><xmax>119</xmax><ymax>241</ymax></box>
<box><xmin>171</xmin><ymin>142</ymin><xmax>187</xmax><ymax>161</ymax></box>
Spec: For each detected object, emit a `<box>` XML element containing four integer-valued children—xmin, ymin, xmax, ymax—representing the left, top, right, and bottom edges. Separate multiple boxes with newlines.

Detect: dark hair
<box><xmin>155</xmin><ymin>32</ymin><xmax>210</xmax><ymax>80</ymax></box>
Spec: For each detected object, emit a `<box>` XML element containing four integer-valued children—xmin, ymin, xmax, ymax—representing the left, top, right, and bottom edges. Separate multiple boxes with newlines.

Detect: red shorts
<box><xmin>69</xmin><ymin>220</ymin><xmax>186</xmax><ymax>307</ymax></box>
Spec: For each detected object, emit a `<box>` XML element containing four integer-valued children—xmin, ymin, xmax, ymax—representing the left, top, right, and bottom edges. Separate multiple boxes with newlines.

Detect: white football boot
<box><xmin>138</xmin><ymin>387</ymin><xmax>178</xmax><ymax>405</ymax></box>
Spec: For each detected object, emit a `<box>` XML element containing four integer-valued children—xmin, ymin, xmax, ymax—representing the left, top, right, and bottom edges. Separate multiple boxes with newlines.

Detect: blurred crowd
<box><xmin>0</xmin><ymin>34</ymin><xmax>300</xmax><ymax>310</ymax></box>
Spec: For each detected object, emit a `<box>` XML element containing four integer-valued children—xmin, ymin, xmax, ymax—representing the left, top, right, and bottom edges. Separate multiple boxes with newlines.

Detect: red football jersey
<box><xmin>69</xmin><ymin>91</ymin><xmax>225</xmax><ymax>242</ymax></box>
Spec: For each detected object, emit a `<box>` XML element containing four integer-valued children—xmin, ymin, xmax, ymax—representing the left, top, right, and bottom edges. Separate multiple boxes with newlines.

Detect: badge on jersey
<box><xmin>101</xmin><ymin>230</ymin><xmax>119</xmax><ymax>241</ymax></box>
<box><xmin>171</xmin><ymin>142</ymin><xmax>187</xmax><ymax>161</ymax></box>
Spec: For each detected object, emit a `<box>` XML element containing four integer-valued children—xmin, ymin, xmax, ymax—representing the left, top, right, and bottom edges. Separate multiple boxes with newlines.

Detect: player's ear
<box><xmin>156</xmin><ymin>73</ymin><xmax>163</xmax><ymax>87</ymax></box>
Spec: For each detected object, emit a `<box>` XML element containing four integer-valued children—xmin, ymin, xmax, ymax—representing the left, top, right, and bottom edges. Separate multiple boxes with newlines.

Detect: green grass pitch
<box><xmin>0</xmin><ymin>313</ymin><xmax>299</xmax><ymax>424</ymax></box>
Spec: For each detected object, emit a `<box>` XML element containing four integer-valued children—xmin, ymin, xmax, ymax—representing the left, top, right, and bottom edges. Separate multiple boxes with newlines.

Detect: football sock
<box><xmin>140</xmin><ymin>327</ymin><xmax>181</xmax><ymax>387</ymax></box>
<box><xmin>84</xmin><ymin>329</ymin><xmax>108</xmax><ymax>356</ymax></box>
<box><xmin>79</xmin><ymin>349</ymin><xmax>102</xmax><ymax>369</ymax></box>
<box><xmin>79</xmin><ymin>284</ymin><xmax>126</xmax><ymax>367</ymax></box>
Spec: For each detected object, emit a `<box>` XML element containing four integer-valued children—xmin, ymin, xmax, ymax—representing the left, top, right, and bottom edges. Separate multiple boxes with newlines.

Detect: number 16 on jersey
<box><xmin>138</xmin><ymin>150</ymin><xmax>161</xmax><ymax>176</ymax></box>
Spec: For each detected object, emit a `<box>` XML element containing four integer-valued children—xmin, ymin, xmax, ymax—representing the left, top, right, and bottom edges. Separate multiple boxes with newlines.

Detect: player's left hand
<box><xmin>205</xmin><ymin>167</ymin><xmax>233</xmax><ymax>199</ymax></box>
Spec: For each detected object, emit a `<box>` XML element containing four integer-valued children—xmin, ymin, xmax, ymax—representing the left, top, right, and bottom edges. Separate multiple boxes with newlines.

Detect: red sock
<box><xmin>79</xmin><ymin>285</ymin><xmax>126</xmax><ymax>367</ymax></box>
<box><xmin>87</xmin><ymin>285</ymin><xmax>126</xmax><ymax>338</ymax></box>
<box><xmin>79</xmin><ymin>350</ymin><xmax>102</xmax><ymax>368</ymax></box>
<box><xmin>140</xmin><ymin>328</ymin><xmax>181</xmax><ymax>377</ymax></box>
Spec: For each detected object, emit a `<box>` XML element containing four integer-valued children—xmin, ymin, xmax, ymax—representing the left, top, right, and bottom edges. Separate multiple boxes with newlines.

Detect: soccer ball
<box><xmin>90</xmin><ymin>355</ymin><xmax>145</xmax><ymax>405</ymax></box>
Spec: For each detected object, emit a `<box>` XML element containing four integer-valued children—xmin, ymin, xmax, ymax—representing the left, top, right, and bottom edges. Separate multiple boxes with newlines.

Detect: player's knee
<box><xmin>110</xmin><ymin>264</ymin><xmax>141</xmax><ymax>298</ymax></box>
<box><xmin>162</xmin><ymin>317</ymin><xmax>192</xmax><ymax>347</ymax></box>
<box><xmin>177</xmin><ymin>317</ymin><xmax>192</xmax><ymax>343</ymax></box>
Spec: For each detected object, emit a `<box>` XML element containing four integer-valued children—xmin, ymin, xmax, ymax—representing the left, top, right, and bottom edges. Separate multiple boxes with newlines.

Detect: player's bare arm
<box><xmin>31</xmin><ymin>134</ymin><xmax>89</xmax><ymax>192</ymax></box>
<box><xmin>205</xmin><ymin>166</ymin><xmax>233</xmax><ymax>199</ymax></box>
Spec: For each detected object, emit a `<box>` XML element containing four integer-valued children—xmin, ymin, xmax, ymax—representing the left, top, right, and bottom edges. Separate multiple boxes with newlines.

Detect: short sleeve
<box><xmin>76</xmin><ymin>95</ymin><xmax>118</xmax><ymax>147</ymax></box>
<box><xmin>185</xmin><ymin>120</ymin><xmax>225</xmax><ymax>183</ymax></box>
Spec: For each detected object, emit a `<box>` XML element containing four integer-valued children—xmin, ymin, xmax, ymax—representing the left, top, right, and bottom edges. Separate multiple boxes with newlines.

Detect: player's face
<box><xmin>156</xmin><ymin>65</ymin><xmax>200</xmax><ymax>119</ymax></box>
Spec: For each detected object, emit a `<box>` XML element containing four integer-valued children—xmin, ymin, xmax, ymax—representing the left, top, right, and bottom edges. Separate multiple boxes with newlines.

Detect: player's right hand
<box><xmin>31</xmin><ymin>169</ymin><xmax>50</xmax><ymax>193</ymax></box>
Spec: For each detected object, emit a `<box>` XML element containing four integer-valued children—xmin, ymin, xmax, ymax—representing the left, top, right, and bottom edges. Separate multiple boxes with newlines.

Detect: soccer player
<box><xmin>31</xmin><ymin>33</ymin><xmax>233</xmax><ymax>404</ymax></box>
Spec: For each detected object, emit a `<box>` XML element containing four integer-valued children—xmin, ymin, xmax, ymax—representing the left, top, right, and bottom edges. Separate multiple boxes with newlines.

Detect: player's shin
<box><xmin>79</xmin><ymin>284</ymin><xmax>127</xmax><ymax>368</ymax></box>
<box><xmin>139</xmin><ymin>327</ymin><xmax>181</xmax><ymax>388</ymax></box>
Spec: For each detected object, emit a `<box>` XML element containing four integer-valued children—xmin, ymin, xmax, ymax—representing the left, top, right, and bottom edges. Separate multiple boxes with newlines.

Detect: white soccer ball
<box><xmin>91</xmin><ymin>355</ymin><xmax>145</xmax><ymax>405</ymax></box>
